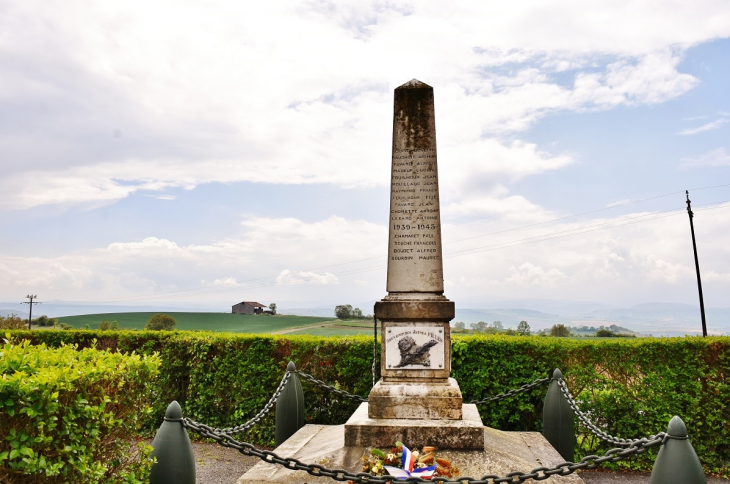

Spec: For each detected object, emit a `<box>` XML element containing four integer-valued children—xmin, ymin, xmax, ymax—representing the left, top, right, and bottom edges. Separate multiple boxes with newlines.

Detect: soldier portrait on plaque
<box><xmin>394</xmin><ymin>336</ymin><xmax>438</xmax><ymax>368</ymax></box>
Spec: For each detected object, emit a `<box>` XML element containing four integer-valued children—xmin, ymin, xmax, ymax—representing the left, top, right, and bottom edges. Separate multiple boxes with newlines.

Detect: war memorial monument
<box><xmin>239</xmin><ymin>80</ymin><xmax>582</xmax><ymax>483</ymax></box>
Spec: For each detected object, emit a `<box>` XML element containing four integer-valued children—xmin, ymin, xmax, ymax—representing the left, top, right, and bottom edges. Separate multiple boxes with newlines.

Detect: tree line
<box><xmin>334</xmin><ymin>304</ymin><xmax>372</xmax><ymax>320</ymax></box>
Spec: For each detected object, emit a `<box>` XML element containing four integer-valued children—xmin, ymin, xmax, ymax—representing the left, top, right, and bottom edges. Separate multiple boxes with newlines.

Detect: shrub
<box><xmin>4</xmin><ymin>330</ymin><xmax>730</xmax><ymax>476</ymax></box>
<box><xmin>99</xmin><ymin>320</ymin><xmax>111</xmax><ymax>331</ymax></box>
<box><xmin>0</xmin><ymin>337</ymin><xmax>160</xmax><ymax>483</ymax></box>
<box><xmin>596</xmin><ymin>329</ymin><xmax>615</xmax><ymax>337</ymax></box>
<box><xmin>145</xmin><ymin>314</ymin><xmax>177</xmax><ymax>331</ymax></box>
<box><xmin>0</xmin><ymin>316</ymin><xmax>26</xmax><ymax>330</ymax></box>
<box><xmin>550</xmin><ymin>324</ymin><xmax>570</xmax><ymax>337</ymax></box>
<box><xmin>32</xmin><ymin>315</ymin><xmax>57</xmax><ymax>327</ymax></box>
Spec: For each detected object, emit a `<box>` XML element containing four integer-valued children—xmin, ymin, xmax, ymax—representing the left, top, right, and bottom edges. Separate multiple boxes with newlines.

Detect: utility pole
<box><xmin>22</xmin><ymin>295</ymin><xmax>41</xmax><ymax>330</ymax></box>
<box><xmin>686</xmin><ymin>191</ymin><xmax>707</xmax><ymax>337</ymax></box>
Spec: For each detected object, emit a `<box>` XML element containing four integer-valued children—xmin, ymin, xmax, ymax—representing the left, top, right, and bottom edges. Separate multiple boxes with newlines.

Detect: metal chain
<box><xmin>180</xmin><ymin>369</ymin><xmax>668</xmax><ymax>482</ymax></box>
<box><xmin>193</xmin><ymin>371</ymin><xmax>291</xmax><ymax>434</ymax></box>
<box><xmin>556</xmin><ymin>378</ymin><xmax>665</xmax><ymax>447</ymax></box>
<box><xmin>468</xmin><ymin>377</ymin><xmax>551</xmax><ymax>405</ymax></box>
<box><xmin>296</xmin><ymin>370</ymin><xmax>368</xmax><ymax>403</ymax></box>
<box><xmin>181</xmin><ymin>416</ymin><xmax>668</xmax><ymax>484</ymax></box>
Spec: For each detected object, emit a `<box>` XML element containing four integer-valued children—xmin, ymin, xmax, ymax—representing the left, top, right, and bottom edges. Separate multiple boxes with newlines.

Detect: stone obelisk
<box><xmin>344</xmin><ymin>79</ymin><xmax>483</xmax><ymax>450</ymax></box>
<box><xmin>370</xmin><ymin>78</ymin><xmax>460</xmax><ymax>417</ymax></box>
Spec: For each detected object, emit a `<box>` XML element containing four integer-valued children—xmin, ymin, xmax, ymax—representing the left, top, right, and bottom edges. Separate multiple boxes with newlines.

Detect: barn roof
<box><xmin>234</xmin><ymin>301</ymin><xmax>267</xmax><ymax>307</ymax></box>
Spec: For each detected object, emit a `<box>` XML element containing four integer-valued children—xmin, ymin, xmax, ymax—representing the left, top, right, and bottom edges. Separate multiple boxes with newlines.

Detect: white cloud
<box><xmin>505</xmin><ymin>262</ymin><xmax>568</xmax><ymax>287</ymax></box>
<box><xmin>607</xmin><ymin>199</ymin><xmax>633</xmax><ymax>208</ymax></box>
<box><xmin>1</xmin><ymin>203</ymin><xmax>730</xmax><ymax>307</ymax></box>
<box><xmin>276</xmin><ymin>269</ymin><xmax>339</xmax><ymax>285</ymax></box>
<box><xmin>677</xmin><ymin>118</ymin><xmax>728</xmax><ymax>135</ymax></box>
<box><xmin>0</xmin><ymin>215</ymin><xmax>385</xmax><ymax>303</ymax></box>
<box><xmin>680</xmin><ymin>148</ymin><xmax>730</xmax><ymax>168</ymax></box>
<box><xmin>2</xmin><ymin>1</ymin><xmax>730</xmax><ymax>309</ymax></box>
<box><xmin>0</xmin><ymin>1</ymin><xmax>725</xmax><ymax>209</ymax></box>
<box><xmin>441</xmin><ymin>203</ymin><xmax>730</xmax><ymax>304</ymax></box>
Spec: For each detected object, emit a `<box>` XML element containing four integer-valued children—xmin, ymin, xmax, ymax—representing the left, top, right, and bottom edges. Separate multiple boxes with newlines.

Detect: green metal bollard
<box><xmin>275</xmin><ymin>361</ymin><xmax>305</xmax><ymax>447</ymax></box>
<box><xmin>543</xmin><ymin>368</ymin><xmax>574</xmax><ymax>462</ymax></box>
<box><xmin>650</xmin><ymin>416</ymin><xmax>707</xmax><ymax>484</ymax></box>
<box><xmin>149</xmin><ymin>401</ymin><xmax>195</xmax><ymax>484</ymax></box>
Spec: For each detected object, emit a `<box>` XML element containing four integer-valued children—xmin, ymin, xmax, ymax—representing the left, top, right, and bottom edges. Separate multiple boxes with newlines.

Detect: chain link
<box><xmin>296</xmin><ymin>370</ymin><xmax>368</xmax><ymax>403</ymax></box>
<box><xmin>468</xmin><ymin>377</ymin><xmax>551</xmax><ymax>405</ymax></box>
<box><xmin>181</xmin><ymin>416</ymin><xmax>667</xmax><ymax>484</ymax></box>
<box><xmin>193</xmin><ymin>371</ymin><xmax>291</xmax><ymax>435</ymax></box>
<box><xmin>173</xmin><ymin>369</ymin><xmax>669</xmax><ymax>483</ymax></box>
<box><xmin>556</xmin><ymin>378</ymin><xmax>665</xmax><ymax>446</ymax></box>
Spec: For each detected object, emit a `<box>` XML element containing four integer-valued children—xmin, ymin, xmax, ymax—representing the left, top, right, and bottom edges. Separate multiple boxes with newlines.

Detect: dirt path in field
<box><xmin>270</xmin><ymin>321</ymin><xmax>377</xmax><ymax>335</ymax></box>
<box><xmin>269</xmin><ymin>321</ymin><xmax>339</xmax><ymax>334</ymax></box>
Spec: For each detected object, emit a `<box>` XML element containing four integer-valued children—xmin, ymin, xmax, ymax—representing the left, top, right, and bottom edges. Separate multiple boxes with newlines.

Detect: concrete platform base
<box><xmin>345</xmin><ymin>402</ymin><xmax>484</xmax><ymax>450</ymax></box>
<box><xmin>238</xmin><ymin>423</ymin><xmax>583</xmax><ymax>484</ymax></box>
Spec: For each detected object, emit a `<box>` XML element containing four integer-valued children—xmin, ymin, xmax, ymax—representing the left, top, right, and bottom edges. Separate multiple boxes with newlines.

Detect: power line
<box><xmin>444</xmin><ymin>202</ymin><xmax>728</xmax><ymax>260</ymax></box>
<box><xmin>67</xmin><ymin>188</ymin><xmax>730</xmax><ymax>304</ymax></box>
<box><xmin>94</xmin><ymin>184</ymin><xmax>730</xmax><ymax>303</ymax></box>
<box><xmin>81</xmin><ymin>201</ymin><xmax>730</xmax><ymax>304</ymax></box>
<box><xmin>443</xmin><ymin>182</ymin><xmax>730</xmax><ymax>246</ymax></box>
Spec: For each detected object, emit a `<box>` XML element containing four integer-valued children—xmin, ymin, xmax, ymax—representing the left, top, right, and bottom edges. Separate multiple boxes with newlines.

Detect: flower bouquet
<box><xmin>358</xmin><ymin>441</ymin><xmax>459</xmax><ymax>480</ymax></box>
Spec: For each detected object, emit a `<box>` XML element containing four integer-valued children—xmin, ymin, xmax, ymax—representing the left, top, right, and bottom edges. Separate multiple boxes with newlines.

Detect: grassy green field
<box><xmin>286</xmin><ymin>320</ymin><xmax>380</xmax><ymax>336</ymax></box>
<box><xmin>57</xmin><ymin>312</ymin><xmax>336</xmax><ymax>333</ymax></box>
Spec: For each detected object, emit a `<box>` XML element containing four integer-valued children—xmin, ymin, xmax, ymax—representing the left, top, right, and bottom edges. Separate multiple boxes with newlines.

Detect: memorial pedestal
<box><xmin>238</xmin><ymin>423</ymin><xmax>584</xmax><ymax>484</ymax></box>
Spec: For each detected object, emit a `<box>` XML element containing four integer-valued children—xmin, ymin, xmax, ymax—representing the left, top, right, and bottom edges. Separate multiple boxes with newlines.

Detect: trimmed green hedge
<box><xmin>7</xmin><ymin>330</ymin><xmax>730</xmax><ymax>476</ymax></box>
<box><xmin>0</xmin><ymin>337</ymin><xmax>160</xmax><ymax>483</ymax></box>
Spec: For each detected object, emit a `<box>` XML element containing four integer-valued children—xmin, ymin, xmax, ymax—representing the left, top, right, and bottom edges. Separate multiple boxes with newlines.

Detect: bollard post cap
<box><xmin>287</xmin><ymin>361</ymin><xmax>296</xmax><ymax>372</ymax></box>
<box><xmin>667</xmin><ymin>416</ymin><xmax>688</xmax><ymax>438</ymax></box>
<box><xmin>551</xmin><ymin>368</ymin><xmax>563</xmax><ymax>379</ymax></box>
<box><xmin>164</xmin><ymin>400</ymin><xmax>183</xmax><ymax>420</ymax></box>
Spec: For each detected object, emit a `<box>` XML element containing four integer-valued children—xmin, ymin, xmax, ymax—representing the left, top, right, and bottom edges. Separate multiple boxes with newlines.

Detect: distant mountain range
<box><xmin>278</xmin><ymin>300</ymin><xmax>729</xmax><ymax>337</ymax></box>
<box><xmin>2</xmin><ymin>299</ymin><xmax>727</xmax><ymax>337</ymax></box>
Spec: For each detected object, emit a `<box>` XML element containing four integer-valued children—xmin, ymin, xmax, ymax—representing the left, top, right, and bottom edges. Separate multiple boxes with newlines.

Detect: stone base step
<box><xmin>345</xmin><ymin>402</ymin><xmax>484</xmax><ymax>450</ymax></box>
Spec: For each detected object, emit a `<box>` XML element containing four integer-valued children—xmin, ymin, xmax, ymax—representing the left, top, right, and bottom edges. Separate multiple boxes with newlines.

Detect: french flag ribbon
<box><xmin>384</xmin><ymin>444</ymin><xmax>437</xmax><ymax>480</ymax></box>
<box><xmin>401</xmin><ymin>444</ymin><xmax>414</xmax><ymax>472</ymax></box>
<box><xmin>410</xmin><ymin>466</ymin><xmax>437</xmax><ymax>479</ymax></box>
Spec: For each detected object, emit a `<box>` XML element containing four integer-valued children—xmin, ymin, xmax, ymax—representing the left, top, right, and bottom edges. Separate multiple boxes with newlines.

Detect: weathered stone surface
<box><xmin>346</xmin><ymin>403</ymin><xmax>481</xmax><ymax>449</ymax></box>
<box><xmin>376</xmin><ymin>79</ymin><xmax>455</xmax><ymax>391</ymax></box>
<box><xmin>237</xmin><ymin>424</ymin><xmax>353</xmax><ymax>484</ymax></box>
<box><xmin>367</xmin><ymin>378</ymin><xmax>463</xmax><ymax>419</ymax></box>
<box><xmin>386</xmin><ymin>79</ymin><xmax>444</xmax><ymax>294</ymax></box>
<box><xmin>238</xmin><ymin>422</ymin><xmax>583</xmax><ymax>483</ymax></box>
<box><xmin>374</xmin><ymin>297</ymin><xmax>454</xmax><ymax>321</ymax></box>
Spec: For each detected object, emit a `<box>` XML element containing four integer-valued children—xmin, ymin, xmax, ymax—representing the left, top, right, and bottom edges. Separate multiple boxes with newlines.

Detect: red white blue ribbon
<box><xmin>384</xmin><ymin>444</ymin><xmax>437</xmax><ymax>480</ymax></box>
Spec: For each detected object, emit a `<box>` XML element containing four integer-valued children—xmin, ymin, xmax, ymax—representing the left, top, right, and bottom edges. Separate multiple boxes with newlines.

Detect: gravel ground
<box><xmin>192</xmin><ymin>443</ymin><xmax>729</xmax><ymax>484</ymax></box>
<box><xmin>580</xmin><ymin>469</ymin><xmax>729</xmax><ymax>483</ymax></box>
<box><xmin>193</xmin><ymin>442</ymin><xmax>259</xmax><ymax>483</ymax></box>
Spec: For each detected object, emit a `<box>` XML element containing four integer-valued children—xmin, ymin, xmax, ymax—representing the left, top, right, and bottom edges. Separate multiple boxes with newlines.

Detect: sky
<box><xmin>1</xmin><ymin>1</ymin><xmax>730</xmax><ymax>321</ymax></box>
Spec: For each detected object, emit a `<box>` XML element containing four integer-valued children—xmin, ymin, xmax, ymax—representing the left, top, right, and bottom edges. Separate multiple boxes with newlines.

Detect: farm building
<box><xmin>232</xmin><ymin>301</ymin><xmax>267</xmax><ymax>315</ymax></box>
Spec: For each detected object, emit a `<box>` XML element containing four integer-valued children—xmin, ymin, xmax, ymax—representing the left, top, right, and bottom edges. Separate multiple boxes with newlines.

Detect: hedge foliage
<box><xmin>7</xmin><ymin>330</ymin><xmax>730</xmax><ymax>477</ymax></box>
<box><xmin>0</xmin><ymin>336</ymin><xmax>160</xmax><ymax>483</ymax></box>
